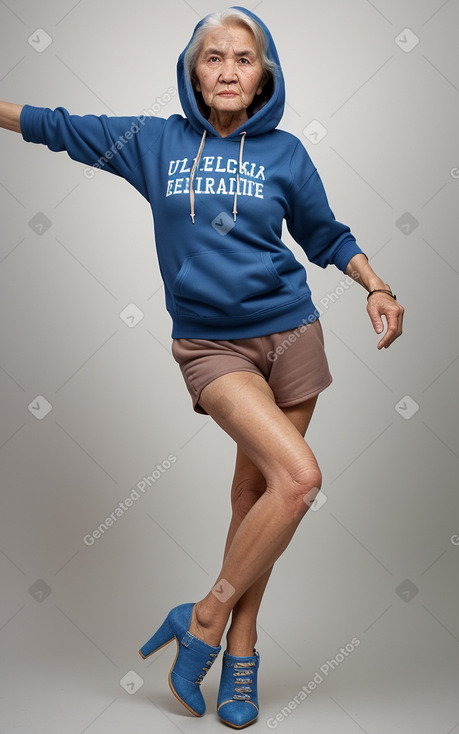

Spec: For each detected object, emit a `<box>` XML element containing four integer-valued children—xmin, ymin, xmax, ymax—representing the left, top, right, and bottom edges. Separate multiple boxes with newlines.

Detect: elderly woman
<box><xmin>0</xmin><ymin>6</ymin><xmax>404</xmax><ymax>729</ymax></box>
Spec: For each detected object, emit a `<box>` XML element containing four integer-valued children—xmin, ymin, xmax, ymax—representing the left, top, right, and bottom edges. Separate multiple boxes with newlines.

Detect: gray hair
<box><xmin>184</xmin><ymin>8</ymin><xmax>278</xmax><ymax>89</ymax></box>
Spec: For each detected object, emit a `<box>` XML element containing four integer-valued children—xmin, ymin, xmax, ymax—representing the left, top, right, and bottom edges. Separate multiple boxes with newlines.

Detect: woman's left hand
<box><xmin>366</xmin><ymin>292</ymin><xmax>404</xmax><ymax>349</ymax></box>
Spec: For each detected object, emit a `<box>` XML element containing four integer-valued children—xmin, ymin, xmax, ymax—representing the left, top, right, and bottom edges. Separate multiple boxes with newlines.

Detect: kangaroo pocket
<box><xmin>172</xmin><ymin>249</ymin><xmax>295</xmax><ymax>319</ymax></box>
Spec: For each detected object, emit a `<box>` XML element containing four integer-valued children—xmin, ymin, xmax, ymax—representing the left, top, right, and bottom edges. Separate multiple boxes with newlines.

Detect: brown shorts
<box><xmin>171</xmin><ymin>318</ymin><xmax>333</xmax><ymax>415</ymax></box>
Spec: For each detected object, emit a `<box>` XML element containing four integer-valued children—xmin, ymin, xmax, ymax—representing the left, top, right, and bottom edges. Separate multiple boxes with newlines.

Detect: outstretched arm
<box><xmin>0</xmin><ymin>103</ymin><xmax>166</xmax><ymax>198</ymax></box>
<box><xmin>0</xmin><ymin>101</ymin><xmax>23</xmax><ymax>133</ymax></box>
<box><xmin>346</xmin><ymin>253</ymin><xmax>404</xmax><ymax>349</ymax></box>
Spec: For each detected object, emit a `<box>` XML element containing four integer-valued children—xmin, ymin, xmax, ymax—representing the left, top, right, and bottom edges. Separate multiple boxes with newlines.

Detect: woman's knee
<box><xmin>293</xmin><ymin>463</ymin><xmax>322</xmax><ymax>514</ymax></box>
<box><xmin>269</xmin><ymin>459</ymin><xmax>322</xmax><ymax>519</ymax></box>
<box><xmin>291</xmin><ymin>460</ymin><xmax>322</xmax><ymax>495</ymax></box>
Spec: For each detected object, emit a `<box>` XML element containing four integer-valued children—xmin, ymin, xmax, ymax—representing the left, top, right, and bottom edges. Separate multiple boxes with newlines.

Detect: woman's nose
<box><xmin>219</xmin><ymin>60</ymin><xmax>238</xmax><ymax>83</ymax></box>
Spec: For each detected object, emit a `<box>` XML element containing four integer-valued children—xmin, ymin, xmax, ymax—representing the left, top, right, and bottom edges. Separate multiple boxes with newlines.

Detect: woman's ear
<box><xmin>192</xmin><ymin>73</ymin><xmax>201</xmax><ymax>93</ymax></box>
<box><xmin>256</xmin><ymin>70</ymin><xmax>269</xmax><ymax>96</ymax></box>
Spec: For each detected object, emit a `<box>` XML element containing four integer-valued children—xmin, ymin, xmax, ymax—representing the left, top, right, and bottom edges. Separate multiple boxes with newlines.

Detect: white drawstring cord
<box><xmin>189</xmin><ymin>129</ymin><xmax>246</xmax><ymax>224</ymax></box>
<box><xmin>189</xmin><ymin>129</ymin><xmax>207</xmax><ymax>224</ymax></box>
<box><xmin>233</xmin><ymin>131</ymin><xmax>246</xmax><ymax>222</ymax></box>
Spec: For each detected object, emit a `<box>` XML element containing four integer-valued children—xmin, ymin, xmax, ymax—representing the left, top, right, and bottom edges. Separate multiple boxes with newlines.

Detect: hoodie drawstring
<box><xmin>189</xmin><ymin>129</ymin><xmax>207</xmax><ymax>224</ymax></box>
<box><xmin>233</xmin><ymin>131</ymin><xmax>246</xmax><ymax>222</ymax></box>
<box><xmin>189</xmin><ymin>130</ymin><xmax>246</xmax><ymax>224</ymax></box>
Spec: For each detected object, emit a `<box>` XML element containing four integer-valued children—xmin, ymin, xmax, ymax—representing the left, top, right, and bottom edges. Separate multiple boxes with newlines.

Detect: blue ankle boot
<box><xmin>217</xmin><ymin>650</ymin><xmax>260</xmax><ymax>728</ymax></box>
<box><xmin>139</xmin><ymin>603</ymin><xmax>221</xmax><ymax>717</ymax></box>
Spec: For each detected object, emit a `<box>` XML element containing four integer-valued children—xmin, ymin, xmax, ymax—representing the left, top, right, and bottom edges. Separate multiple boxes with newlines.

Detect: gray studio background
<box><xmin>1</xmin><ymin>0</ymin><xmax>458</xmax><ymax>732</ymax></box>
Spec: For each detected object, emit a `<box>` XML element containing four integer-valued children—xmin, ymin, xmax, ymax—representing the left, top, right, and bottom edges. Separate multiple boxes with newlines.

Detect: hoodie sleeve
<box><xmin>285</xmin><ymin>139</ymin><xmax>365</xmax><ymax>273</ymax></box>
<box><xmin>20</xmin><ymin>105</ymin><xmax>165</xmax><ymax>199</ymax></box>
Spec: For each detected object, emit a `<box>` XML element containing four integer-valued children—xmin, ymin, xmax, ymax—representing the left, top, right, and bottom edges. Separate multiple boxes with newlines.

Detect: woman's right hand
<box><xmin>0</xmin><ymin>101</ymin><xmax>23</xmax><ymax>133</ymax></box>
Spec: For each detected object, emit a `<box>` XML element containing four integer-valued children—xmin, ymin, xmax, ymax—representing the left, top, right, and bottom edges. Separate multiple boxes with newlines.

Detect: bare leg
<box><xmin>220</xmin><ymin>451</ymin><xmax>271</xmax><ymax>657</ymax></box>
<box><xmin>188</xmin><ymin>371</ymin><xmax>322</xmax><ymax>647</ymax></box>
<box><xmin>223</xmin><ymin>397</ymin><xmax>318</xmax><ymax>656</ymax></box>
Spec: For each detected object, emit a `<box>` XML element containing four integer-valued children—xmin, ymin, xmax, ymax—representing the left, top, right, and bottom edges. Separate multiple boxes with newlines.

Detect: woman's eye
<box><xmin>239</xmin><ymin>58</ymin><xmax>249</xmax><ymax>64</ymax></box>
<box><xmin>209</xmin><ymin>56</ymin><xmax>220</xmax><ymax>63</ymax></box>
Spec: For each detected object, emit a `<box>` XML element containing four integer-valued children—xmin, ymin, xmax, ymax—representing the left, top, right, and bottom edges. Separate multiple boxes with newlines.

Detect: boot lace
<box><xmin>195</xmin><ymin>651</ymin><xmax>218</xmax><ymax>685</ymax></box>
<box><xmin>232</xmin><ymin>659</ymin><xmax>256</xmax><ymax>700</ymax></box>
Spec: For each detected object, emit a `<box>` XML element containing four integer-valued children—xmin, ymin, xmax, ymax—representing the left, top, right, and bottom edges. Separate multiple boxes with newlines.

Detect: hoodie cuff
<box><xmin>333</xmin><ymin>238</ymin><xmax>367</xmax><ymax>273</ymax></box>
<box><xmin>20</xmin><ymin>105</ymin><xmax>46</xmax><ymax>143</ymax></box>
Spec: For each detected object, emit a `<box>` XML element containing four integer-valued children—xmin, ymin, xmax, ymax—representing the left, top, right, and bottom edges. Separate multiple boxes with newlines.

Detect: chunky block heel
<box><xmin>138</xmin><ymin>603</ymin><xmax>221</xmax><ymax>717</ymax></box>
<box><xmin>217</xmin><ymin>650</ymin><xmax>260</xmax><ymax>728</ymax></box>
<box><xmin>139</xmin><ymin>616</ymin><xmax>174</xmax><ymax>658</ymax></box>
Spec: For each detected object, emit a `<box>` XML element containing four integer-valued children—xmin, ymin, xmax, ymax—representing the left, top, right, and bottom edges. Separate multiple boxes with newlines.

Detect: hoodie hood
<box><xmin>176</xmin><ymin>6</ymin><xmax>285</xmax><ymax>139</ymax></box>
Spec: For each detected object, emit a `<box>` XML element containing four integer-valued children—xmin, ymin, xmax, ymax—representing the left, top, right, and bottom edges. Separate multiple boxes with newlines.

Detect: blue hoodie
<box><xmin>20</xmin><ymin>6</ymin><xmax>364</xmax><ymax>339</ymax></box>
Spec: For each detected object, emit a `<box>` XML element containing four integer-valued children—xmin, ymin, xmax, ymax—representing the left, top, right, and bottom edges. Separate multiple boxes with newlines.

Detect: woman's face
<box><xmin>193</xmin><ymin>24</ymin><xmax>264</xmax><ymax>120</ymax></box>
